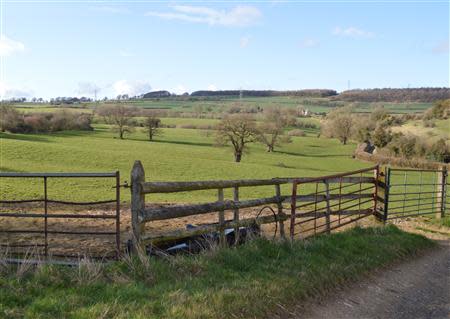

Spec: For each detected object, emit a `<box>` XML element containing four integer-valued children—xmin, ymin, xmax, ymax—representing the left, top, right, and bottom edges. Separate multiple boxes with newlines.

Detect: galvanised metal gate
<box><xmin>0</xmin><ymin>172</ymin><xmax>121</xmax><ymax>259</ymax></box>
<box><xmin>381</xmin><ymin>167</ymin><xmax>448</xmax><ymax>220</ymax></box>
<box><xmin>289</xmin><ymin>166</ymin><xmax>379</xmax><ymax>239</ymax></box>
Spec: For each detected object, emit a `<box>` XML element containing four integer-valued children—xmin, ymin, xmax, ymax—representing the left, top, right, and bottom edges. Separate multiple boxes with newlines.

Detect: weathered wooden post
<box><xmin>233</xmin><ymin>186</ymin><xmax>240</xmax><ymax>245</ymax></box>
<box><xmin>131</xmin><ymin>160</ymin><xmax>145</xmax><ymax>247</ymax></box>
<box><xmin>383</xmin><ymin>167</ymin><xmax>391</xmax><ymax>223</ymax></box>
<box><xmin>275</xmin><ymin>184</ymin><xmax>286</xmax><ymax>240</ymax></box>
<box><xmin>218</xmin><ymin>188</ymin><xmax>225</xmax><ymax>246</ymax></box>
<box><xmin>436</xmin><ymin>166</ymin><xmax>447</xmax><ymax>220</ymax></box>
<box><xmin>324</xmin><ymin>180</ymin><xmax>331</xmax><ymax>234</ymax></box>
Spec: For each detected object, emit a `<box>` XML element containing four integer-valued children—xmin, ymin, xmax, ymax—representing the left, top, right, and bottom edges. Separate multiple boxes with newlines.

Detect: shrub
<box><xmin>1</xmin><ymin>109</ymin><xmax>93</xmax><ymax>134</ymax></box>
<box><xmin>423</xmin><ymin>119</ymin><xmax>436</xmax><ymax>128</ymax></box>
<box><xmin>288</xmin><ymin>129</ymin><xmax>306</xmax><ymax>137</ymax></box>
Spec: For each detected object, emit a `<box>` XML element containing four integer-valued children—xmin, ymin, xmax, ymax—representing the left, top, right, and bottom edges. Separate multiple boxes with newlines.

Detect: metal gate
<box><xmin>381</xmin><ymin>167</ymin><xmax>448</xmax><ymax>220</ymax></box>
<box><xmin>290</xmin><ymin>166</ymin><xmax>379</xmax><ymax>239</ymax></box>
<box><xmin>0</xmin><ymin>172</ymin><xmax>121</xmax><ymax>259</ymax></box>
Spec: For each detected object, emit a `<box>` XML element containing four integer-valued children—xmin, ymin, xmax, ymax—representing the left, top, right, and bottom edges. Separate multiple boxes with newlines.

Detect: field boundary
<box><xmin>0</xmin><ymin>172</ymin><xmax>121</xmax><ymax>259</ymax></box>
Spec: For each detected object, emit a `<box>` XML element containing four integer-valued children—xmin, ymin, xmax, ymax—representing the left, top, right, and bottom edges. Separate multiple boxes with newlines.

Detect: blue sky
<box><xmin>1</xmin><ymin>1</ymin><xmax>449</xmax><ymax>99</ymax></box>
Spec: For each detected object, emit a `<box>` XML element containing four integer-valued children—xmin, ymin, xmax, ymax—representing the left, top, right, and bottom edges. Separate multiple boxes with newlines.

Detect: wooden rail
<box><xmin>130</xmin><ymin>161</ymin><xmax>379</xmax><ymax>248</ymax></box>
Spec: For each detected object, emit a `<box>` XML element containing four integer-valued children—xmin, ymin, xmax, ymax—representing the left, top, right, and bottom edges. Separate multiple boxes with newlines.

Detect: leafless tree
<box><xmin>143</xmin><ymin>116</ymin><xmax>162</xmax><ymax>141</ymax></box>
<box><xmin>258</xmin><ymin>107</ymin><xmax>291</xmax><ymax>152</ymax></box>
<box><xmin>216</xmin><ymin>115</ymin><xmax>257</xmax><ymax>162</ymax></box>
<box><xmin>0</xmin><ymin>105</ymin><xmax>21</xmax><ymax>132</ymax></box>
<box><xmin>322</xmin><ymin>106</ymin><xmax>354</xmax><ymax>145</ymax></box>
<box><xmin>97</xmin><ymin>104</ymin><xmax>136</xmax><ymax>139</ymax></box>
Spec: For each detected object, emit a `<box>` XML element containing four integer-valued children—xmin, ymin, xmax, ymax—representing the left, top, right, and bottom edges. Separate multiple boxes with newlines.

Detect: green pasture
<box><xmin>391</xmin><ymin>119</ymin><xmax>450</xmax><ymax>141</ymax></box>
<box><xmin>0</xmin><ymin>124</ymin><xmax>366</xmax><ymax>203</ymax></box>
<box><xmin>12</xmin><ymin>96</ymin><xmax>432</xmax><ymax>115</ymax></box>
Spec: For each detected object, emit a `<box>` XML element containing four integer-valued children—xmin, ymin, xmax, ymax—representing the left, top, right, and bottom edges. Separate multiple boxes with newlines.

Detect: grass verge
<box><xmin>0</xmin><ymin>226</ymin><xmax>434</xmax><ymax>319</ymax></box>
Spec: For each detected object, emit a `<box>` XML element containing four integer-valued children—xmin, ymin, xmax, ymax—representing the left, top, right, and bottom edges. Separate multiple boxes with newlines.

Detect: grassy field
<box><xmin>0</xmin><ymin>123</ymin><xmax>366</xmax><ymax>203</ymax></box>
<box><xmin>0</xmin><ymin>226</ymin><xmax>434</xmax><ymax>319</ymax></box>
<box><xmin>391</xmin><ymin>119</ymin><xmax>450</xmax><ymax>141</ymax></box>
<box><xmin>13</xmin><ymin>96</ymin><xmax>433</xmax><ymax>115</ymax></box>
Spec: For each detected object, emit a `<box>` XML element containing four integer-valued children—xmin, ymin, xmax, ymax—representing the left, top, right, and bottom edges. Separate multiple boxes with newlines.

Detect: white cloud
<box><xmin>0</xmin><ymin>35</ymin><xmax>25</xmax><ymax>57</ymax></box>
<box><xmin>0</xmin><ymin>81</ymin><xmax>33</xmax><ymax>99</ymax></box>
<box><xmin>332</xmin><ymin>26</ymin><xmax>374</xmax><ymax>38</ymax></box>
<box><xmin>119</xmin><ymin>50</ymin><xmax>135</xmax><ymax>57</ymax></box>
<box><xmin>208</xmin><ymin>84</ymin><xmax>217</xmax><ymax>91</ymax></box>
<box><xmin>240</xmin><ymin>36</ymin><xmax>250</xmax><ymax>48</ymax></box>
<box><xmin>145</xmin><ymin>5</ymin><xmax>262</xmax><ymax>27</ymax></box>
<box><xmin>171</xmin><ymin>85</ymin><xmax>188</xmax><ymax>95</ymax></box>
<box><xmin>299</xmin><ymin>38</ymin><xmax>320</xmax><ymax>48</ymax></box>
<box><xmin>432</xmin><ymin>40</ymin><xmax>449</xmax><ymax>54</ymax></box>
<box><xmin>76</xmin><ymin>82</ymin><xmax>101</xmax><ymax>96</ymax></box>
<box><xmin>91</xmin><ymin>6</ymin><xmax>130</xmax><ymax>14</ymax></box>
<box><xmin>112</xmin><ymin>80</ymin><xmax>151</xmax><ymax>96</ymax></box>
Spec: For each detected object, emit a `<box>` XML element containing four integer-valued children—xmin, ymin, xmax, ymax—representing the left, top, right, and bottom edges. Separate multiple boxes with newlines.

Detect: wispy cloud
<box><xmin>0</xmin><ymin>81</ymin><xmax>33</xmax><ymax>99</ymax></box>
<box><xmin>0</xmin><ymin>35</ymin><xmax>25</xmax><ymax>57</ymax></box>
<box><xmin>240</xmin><ymin>36</ymin><xmax>250</xmax><ymax>48</ymax></box>
<box><xmin>145</xmin><ymin>5</ymin><xmax>262</xmax><ymax>27</ymax></box>
<box><xmin>208</xmin><ymin>84</ymin><xmax>217</xmax><ymax>91</ymax></box>
<box><xmin>112</xmin><ymin>80</ymin><xmax>151</xmax><ymax>96</ymax></box>
<box><xmin>432</xmin><ymin>40</ymin><xmax>449</xmax><ymax>54</ymax></box>
<box><xmin>332</xmin><ymin>26</ymin><xmax>375</xmax><ymax>38</ymax></box>
<box><xmin>91</xmin><ymin>6</ymin><xmax>130</xmax><ymax>14</ymax></box>
<box><xmin>171</xmin><ymin>84</ymin><xmax>188</xmax><ymax>95</ymax></box>
<box><xmin>299</xmin><ymin>38</ymin><xmax>320</xmax><ymax>48</ymax></box>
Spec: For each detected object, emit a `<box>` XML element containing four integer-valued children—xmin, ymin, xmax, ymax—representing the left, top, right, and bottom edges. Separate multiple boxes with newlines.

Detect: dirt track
<box><xmin>287</xmin><ymin>241</ymin><xmax>450</xmax><ymax>319</ymax></box>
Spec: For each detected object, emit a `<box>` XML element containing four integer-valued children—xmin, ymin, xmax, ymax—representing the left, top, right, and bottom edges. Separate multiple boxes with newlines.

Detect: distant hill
<box><xmin>190</xmin><ymin>89</ymin><xmax>337</xmax><ymax>98</ymax></box>
<box><xmin>142</xmin><ymin>90</ymin><xmax>171</xmax><ymax>98</ymax></box>
<box><xmin>335</xmin><ymin>88</ymin><xmax>450</xmax><ymax>103</ymax></box>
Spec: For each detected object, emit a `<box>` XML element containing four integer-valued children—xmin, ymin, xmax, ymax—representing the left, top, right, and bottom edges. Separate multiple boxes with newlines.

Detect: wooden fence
<box><xmin>130</xmin><ymin>161</ymin><xmax>380</xmax><ymax>248</ymax></box>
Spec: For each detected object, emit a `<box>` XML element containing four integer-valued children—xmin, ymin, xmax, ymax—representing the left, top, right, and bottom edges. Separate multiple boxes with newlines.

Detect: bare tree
<box><xmin>143</xmin><ymin>116</ymin><xmax>162</xmax><ymax>141</ymax></box>
<box><xmin>97</xmin><ymin>104</ymin><xmax>136</xmax><ymax>139</ymax></box>
<box><xmin>0</xmin><ymin>105</ymin><xmax>22</xmax><ymax>132</ymax></box>
<box><xmin>216</xmin><ymin>115</ymin><xmax>257</xmax><ymax>162</ymax></box>
<box><xmin>322</xmin><ymin>106</ymin><xmax>354</xmax><ymax>145</ymax></box>
<box><xmin>258</xmin><ymin>107</ymin><xmax>291</xmax><ymax>152</ymax></box>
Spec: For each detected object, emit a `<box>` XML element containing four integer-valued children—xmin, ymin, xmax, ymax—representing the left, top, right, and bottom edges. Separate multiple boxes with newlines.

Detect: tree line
<box><xmin>321</xmin><ymin>100</ymin><xmax>450</xmax><ymax>163</ymax></box>
<box><xmin>335</xmin><ymin>88</ymin><xmax>449</xmax><ymax>103</ymax></box>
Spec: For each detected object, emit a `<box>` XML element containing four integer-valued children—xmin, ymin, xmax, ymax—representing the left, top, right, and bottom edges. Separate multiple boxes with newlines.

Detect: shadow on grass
<box><xmin>275</xmin><ymin>150</ymin><xmax>352</xmax><ymax>158</ymax></box>
<box><xmin>0</xmin><ymin>133</ymin><xmax>51</xmax><ymax>143</ymax></box>
<box><xmin>0</xmin><ymin>166</ymin><xmax>26</xmax><ymax>173</ymax></box>
<box><xmin>123</xmin><ymin>137</ymin><xmax>214</xmax><ymax>148</ymax></box>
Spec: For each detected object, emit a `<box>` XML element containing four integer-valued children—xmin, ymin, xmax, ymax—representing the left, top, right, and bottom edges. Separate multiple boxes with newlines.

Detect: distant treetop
<box><xmin>335</xmin><ymin>88</ymin><xmax>450</xmax><ymax>103</ymax></box>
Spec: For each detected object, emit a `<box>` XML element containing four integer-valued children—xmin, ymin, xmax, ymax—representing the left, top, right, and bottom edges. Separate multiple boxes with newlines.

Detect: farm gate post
<box><xmin>131</xmin><ymin>160</ymin><xmax>145</xmax><ymax>248</ymax></box>
<box><xmin>437</xmin><ymin>166</ymin><xmax>447</xmax><ymax>220</ymax></box>
<box><xmin>375</xmin><ymin>166</ymin><xmax>390</xmax><ymax>223</ymax></box>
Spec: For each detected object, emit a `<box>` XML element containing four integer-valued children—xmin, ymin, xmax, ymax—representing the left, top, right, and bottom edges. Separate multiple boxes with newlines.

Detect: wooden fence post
<box><xmin>437</xmin><ymin>166</ymin><xmax>447</xmax><ymax>219</ymax></box>
<box><xmin>275</xmin><ymin>184</ymin><xmax>286</xmax><ymax>240</ymax></box>
<box><xmin>131</xmin><ymin>160</ymin><xmax>145</xmax><ymax>247</ymax></box>
<box><xmin>324</xmin><ymin>180</ymin><xmax>331</xmax><ymax>234</ymax></box>
<box><xmin>383</xmin><ymin>167</ymin><xmax>391</xmax><ymax>223</ymax></box>
<box><xmin>373</xmin><ymin>165</ymin><xmax>379</xmax><ymax>215</ymax></box>
<box><xmin>233</xmin><ymin>186</ymin><xmax>240</xmax><ymax>245</ymax></box>
<box><xmin>217</xmin><ymin>188</ymin><xmax>226</xmax><ymax>246</ymax></box>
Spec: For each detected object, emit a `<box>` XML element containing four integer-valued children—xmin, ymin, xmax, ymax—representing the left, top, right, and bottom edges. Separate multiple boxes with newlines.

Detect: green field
<box><xmin>13</xmin><ymin>96</ymin><xmax>433</xmax><ymax>115</ymax></box>
<box><xmin>391</xmin><ymin>119</ymin><xmax>450</xmax><ymax>141</ymax></box>
<box><xmin>0</xmin><ymin>123</ymin><xmax>367</xmax><ymax>203</ymax></box>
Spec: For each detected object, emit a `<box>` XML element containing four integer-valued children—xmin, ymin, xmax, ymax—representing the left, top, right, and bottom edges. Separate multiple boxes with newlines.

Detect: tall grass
<box><xmin>0</xmin><ymin>226</ymin><xmax>434</xmax><ymax>319</ymax></box>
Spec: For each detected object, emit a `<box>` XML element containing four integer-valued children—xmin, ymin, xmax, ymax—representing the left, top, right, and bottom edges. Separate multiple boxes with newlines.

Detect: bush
<box><xmin>178</xmin><ymin>124</ymin><xmax>197</xmax><ymax>129</ymax></box>
<box><xmin>423</xmin><ymin>119</ymin><xmax>436</xmax><ymax>128</ymax></box>
<box><xmin>1</xmin><ymin>109</ymin><xmax>93</xmax><ymax>134</ymax></box>
<box><xmin>288</xmin><ymin>129</ymin><xmax>306</xmax><ymax>137</ymax></box>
